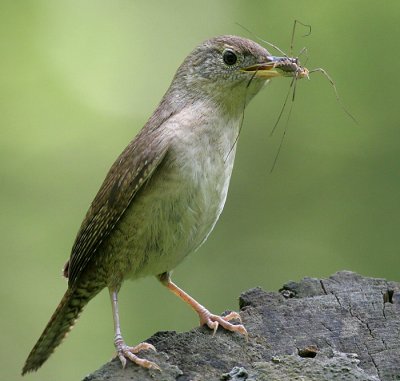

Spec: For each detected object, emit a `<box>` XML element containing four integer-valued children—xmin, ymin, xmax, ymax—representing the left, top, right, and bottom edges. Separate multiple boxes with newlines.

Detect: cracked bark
<box><xmin>83</xmin><ymin>271</ymin><xmax>400</xmax><ymax>381</ymax></box>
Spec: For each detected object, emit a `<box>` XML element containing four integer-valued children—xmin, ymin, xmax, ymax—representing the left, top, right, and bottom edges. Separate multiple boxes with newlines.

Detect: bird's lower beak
<box><xmin>242</xmin><ymin>56</ymin><xmax>309</xmax><ymax>79</ymax></box>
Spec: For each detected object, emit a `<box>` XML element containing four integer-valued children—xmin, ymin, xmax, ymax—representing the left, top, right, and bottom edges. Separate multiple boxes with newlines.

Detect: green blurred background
<box><xmin>2</xmin><ymin>1</ymin><xmax>400</xmax><ymax>380</ymax></box>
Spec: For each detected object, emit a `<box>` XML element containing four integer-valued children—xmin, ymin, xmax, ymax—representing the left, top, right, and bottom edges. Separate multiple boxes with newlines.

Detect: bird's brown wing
<box><xmin>66</xmin><ymin>130</ymin><xmax>170</xmax><ymax>287</ymax></box>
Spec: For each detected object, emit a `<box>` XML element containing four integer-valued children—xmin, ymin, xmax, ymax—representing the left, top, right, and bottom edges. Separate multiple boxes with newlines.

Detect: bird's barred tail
<box><xmin>22</xmin><ymin>287</ymin><xmax>97</xmax><ymax>375</ymax></box>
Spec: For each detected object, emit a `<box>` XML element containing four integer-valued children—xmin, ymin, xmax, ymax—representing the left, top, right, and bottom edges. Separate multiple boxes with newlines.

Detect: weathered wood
<box><xmin>83</xmin><ymin>271</ymin><xmax>400</xmax><ymax>381</ymax></box>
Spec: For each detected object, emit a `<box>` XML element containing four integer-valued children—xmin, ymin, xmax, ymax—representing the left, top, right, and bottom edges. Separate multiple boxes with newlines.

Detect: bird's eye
<box><xmin>222</xmin><ymin>49</ymin><xmax>238</xmax><ymax>66</ymax></box>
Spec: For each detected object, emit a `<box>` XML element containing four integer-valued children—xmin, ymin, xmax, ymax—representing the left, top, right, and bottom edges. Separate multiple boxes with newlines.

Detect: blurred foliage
<box><xmin>2</xmin><ymin>1</ymin><xmax>400</xmax><ymax>380</ymax></box>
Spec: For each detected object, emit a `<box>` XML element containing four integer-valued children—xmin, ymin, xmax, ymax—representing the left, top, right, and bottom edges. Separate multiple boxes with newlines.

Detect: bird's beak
<box><xmin>242</xmin><ymin>56</ymin><xmax>309</xmax><ymax>79</ymax></box>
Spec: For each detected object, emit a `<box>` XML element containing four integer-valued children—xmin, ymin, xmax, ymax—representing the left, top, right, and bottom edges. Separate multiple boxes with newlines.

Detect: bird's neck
<box><xmin>162</xmin><ymin>97</ymin><xmax>241</xmax><ymax>174</ymax></box>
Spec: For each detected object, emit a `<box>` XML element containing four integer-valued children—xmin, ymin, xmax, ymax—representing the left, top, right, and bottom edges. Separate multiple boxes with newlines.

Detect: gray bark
<box><xmin>83</xmin><ymin>271</ymin><xmax>400</xmax><ymax>381</ymax></box>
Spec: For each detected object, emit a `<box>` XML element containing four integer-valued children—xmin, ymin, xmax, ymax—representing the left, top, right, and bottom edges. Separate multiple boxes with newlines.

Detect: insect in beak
<box><xmin>242</xmin><ymin>56</ymin><xmax>309</xmax><ymax>80</ymax></box>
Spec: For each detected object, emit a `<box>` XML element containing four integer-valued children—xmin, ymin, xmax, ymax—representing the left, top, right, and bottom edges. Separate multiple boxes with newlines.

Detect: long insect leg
<box><xmin>270</xmin><ymin>76</ymin><xmax>296</xmax><ymax>137</ymax></box>
<box><xmin>224</xmin><ymin>70</ymin><xmax>259</xmax><ymax>163</ymax></box>
<box><xmin>290</xmin><ymin>20</ymin><xmax>312</xmax><ymax>55</ymax></box>
<box><xmin>297</xmin><ymin>47</ymin><xmax>309</xmax><ymax>62</ymax></box>
<box><xmin>270</xmin><ymin>76</ymin><xmax>298</xmax><ymax>173</ymax></box>
<box><xmin>235</xmin><ymin>22</ymin><xmax>288</xmax><ymax>57</ymax></box>
<box><xmin>309</xmin><ymin>67</ymin><xmax>358</xmax><ymax>124</ymax></box>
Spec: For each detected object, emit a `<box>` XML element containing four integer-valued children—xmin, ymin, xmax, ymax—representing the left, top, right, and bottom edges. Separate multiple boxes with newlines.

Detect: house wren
<box><xmin>22</xmin><ymin>35</ymin><xmax>307</xmax><ymax>373</ymax></box>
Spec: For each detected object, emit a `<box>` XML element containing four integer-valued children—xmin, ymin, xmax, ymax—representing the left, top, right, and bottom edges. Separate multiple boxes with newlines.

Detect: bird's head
<box><xmin>170</xmin><ymin>35</ymin><xmax>307</xmax><ymax>112</ymax></box>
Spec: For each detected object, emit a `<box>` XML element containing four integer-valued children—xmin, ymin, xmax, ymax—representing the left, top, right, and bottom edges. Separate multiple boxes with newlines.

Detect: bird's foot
<box><xmin>114</xmin><ymin>338</ymin><xmax>160</xmax><ymax>371</ymax></box>
<box><xmin>158</xmin><ymin>275</ymin><xmax>247</xmax><ymax>339</ymax></box>
<box><xmin>199</xmin><ymin>309</ymin><xmax>248</xmax><ymax>338</ymax></box>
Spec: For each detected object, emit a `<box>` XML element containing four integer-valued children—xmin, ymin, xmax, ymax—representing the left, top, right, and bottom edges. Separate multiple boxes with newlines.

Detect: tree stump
<box><xmin>83</xmin><ymin>271</ymin><xmax>400</xmax><ymax>381</ymax></box>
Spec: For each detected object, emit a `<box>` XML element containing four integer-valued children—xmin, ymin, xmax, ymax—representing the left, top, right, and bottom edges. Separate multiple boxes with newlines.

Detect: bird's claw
<box><xmin>200</xmin><ymin>310</ymin><xmax>248</xmax><ymax>339</ymax></box>
<box><xmin>115</xmin><ymin>340</ymin><xmax>160</xmax><ymax>371</ymax></box>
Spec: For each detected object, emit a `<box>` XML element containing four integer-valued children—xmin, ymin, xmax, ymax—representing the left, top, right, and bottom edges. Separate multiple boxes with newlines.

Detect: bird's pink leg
<box><xmin>109</xmin><ymin>289</ymin><xmax>160</xmax><ymax>370</ymax></box>
<box><xmin>158</xmin><ymin>273</ymin><xmax>247</xmax><ymax>337</ymax></box>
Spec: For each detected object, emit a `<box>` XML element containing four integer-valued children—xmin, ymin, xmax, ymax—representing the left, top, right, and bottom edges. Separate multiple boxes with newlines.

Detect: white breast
<box><xmin>112</xmin><ymin>102</ymin><xmax>243</xmax><ymax>280</ymax></box>
<box><xmin>165</xmin><ymin>102</ymin><xmax>241</xmax><ymax>253</ymax></box>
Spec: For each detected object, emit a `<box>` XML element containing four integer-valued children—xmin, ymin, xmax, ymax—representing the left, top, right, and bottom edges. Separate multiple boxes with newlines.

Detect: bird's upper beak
<box><xmin>242</xmin><ymin>55</ymin><xmax>309</xmax><ymax>79</ymax></box>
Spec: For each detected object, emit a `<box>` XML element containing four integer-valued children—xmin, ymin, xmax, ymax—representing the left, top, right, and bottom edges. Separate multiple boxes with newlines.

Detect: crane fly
<box><xmin>238</xmin><ymin>21</ymin><xmax>357</xmax><ymax>172</ymax></box>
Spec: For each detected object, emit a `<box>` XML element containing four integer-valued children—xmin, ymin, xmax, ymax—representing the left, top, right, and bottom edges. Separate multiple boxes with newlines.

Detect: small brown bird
<box><xmin>22</xmin><ymin>35</ymin><xmax>306</xmax><ymax>374</ymax></box>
